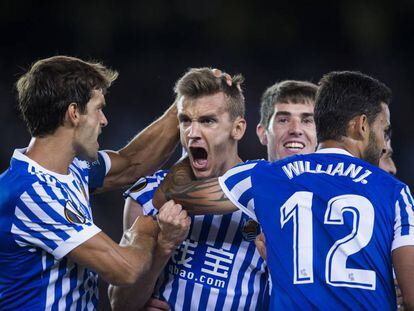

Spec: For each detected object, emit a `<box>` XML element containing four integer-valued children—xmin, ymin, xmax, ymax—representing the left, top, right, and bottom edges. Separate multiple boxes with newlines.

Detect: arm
<box><xmin>96</xmin><ymin>103</ymin><xmax>179</xmax><ymax>193</ymax></box>
<box><xmin>153</xmin><ymin>158</ymin><xmax>237</xmax><ymax>215</ymax></box>
<box><xmin>109</xmin><ymin>199</ymin><xmax>190</xmax><ymax>311</ymax></box>
<box><xmin>68</xmin><ymin>215</ymin><xmax>158</xmax><ymax>286</ymax></box>
<box><xmin>393</xmin><ymin>246</ymin><xmax>414</xmax><ymax>310</ymax></box>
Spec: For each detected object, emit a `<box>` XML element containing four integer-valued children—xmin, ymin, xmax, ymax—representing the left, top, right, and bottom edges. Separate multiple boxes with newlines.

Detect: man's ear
<box><xmin>231</xmin><ymin>117</ymin><xmax>247</xmax><ymax>141</ymax></box>
<box><xmin>65</xmin><ymin>103</ymin><xmax>81</xmax><ymax>126</ymax></box>
<box><xmin>256</xmin><ymin>123</ymin><xmax>268</xmax><ymax>145</ymax></box>
<box><xmin>348</xmin><ymin>114</ymin><xmax>369</xmax><ymax>141</ymax></box>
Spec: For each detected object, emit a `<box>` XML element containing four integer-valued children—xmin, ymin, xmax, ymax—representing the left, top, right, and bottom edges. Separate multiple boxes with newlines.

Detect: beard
<box><xmin>363</xmin><ymin>130</ymin><xmax>382</xmax><ymax>166</ymax></box>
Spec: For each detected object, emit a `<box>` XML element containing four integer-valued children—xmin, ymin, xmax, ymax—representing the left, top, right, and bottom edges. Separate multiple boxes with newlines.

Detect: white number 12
<box><xmin>280</xmin><ymin>192</ymin><xmax>376</xmax><ymax>290</ymax></box>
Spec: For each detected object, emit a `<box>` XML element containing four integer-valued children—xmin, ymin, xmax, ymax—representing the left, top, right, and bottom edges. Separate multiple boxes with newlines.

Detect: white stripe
<box><xmin>206</xmin><ymin>287</ymin><xmax>219</xmax><ymax>309</ymax></box>
<box><xmin>15</xmin><ymin>206</ymin><xmax>62</xmax><ymax>242</ymax></box>
<box><xmin>206</xmin><ymin>215</ymin><xmax>223</xmax><ymax>245</ymax></box>
<box><xmin>175</xmin><ymin>278</ymin><xmax>186</xmax><ymax>311</ymax></box>
<box><xmin>222</xmin><ymin>241</ymin><xmax>249</xmax><ymax>310</ymax></box>
<box><xmin>222</xmin><ymin>211</ymin><xmax>242</xmax><ymax>251</ymax></box>
<box><xmin>11</xmin><ymin>223</ymin><xmax>53</xmax><ymax>253</ymax></box>
<box><xmin>219</xmin><ymin>176</ymin><xmax>257</xmax><ymax>221</ymax></box>
<box><xmin>45</xmin><ymin>258</ymin><xmax>60</xmax><ymax>310</ymax></box>
<box><xmin>401</xmin><ymin>188</ymin><xmax>414</xmax><ymax>228</ymax></box>
<box><xmin>230</xmin><ymin>177</ymin><xmax>252</xmax><ymax>201</ymax></box>
<box><xmin>250</xmin><ymin>252</ymin><xmax>266</xmax><ymax>308</ymax></box>
<box><xmin>190</xmin><ymin>283</ymin><xmax>203</xmax><ymax>310</ymax></box>
<box><xmin>98</xmin><ymin>150</ymin><xmax>112</xmax><ymax>175</ymax></box>
<box><xmin>58</xmin><ymin>263</ymin><xmax>71</xmax><ymax>311</ymax></box>
<box><xmin>394</xmin><ymin>200</ymin><xmax>402</xmax><ymax>235</ymax></box>
<box><xmin>222</xmin><ymin>162</ymin><xmax>257</xmax><ymax>180</ymax></box>
<box><xmin>239</xmin><ymin>248</ymin><xmax>261</xmax><ymax>308</ymax></box>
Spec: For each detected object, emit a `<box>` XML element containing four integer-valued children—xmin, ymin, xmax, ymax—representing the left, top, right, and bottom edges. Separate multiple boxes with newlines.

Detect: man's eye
<box><xmin>303</xmin><ymin>118</ymin><xmax>314</xmax><ymax>124</ymax></box>
<box><xmin>201</xmin><ymin>119</ymin><xmax>215</xmax><ymax>124</ymax></box>
<box><xmin>277</xmin><ymin>117</ymin><xmax>288</xmax><ymax>123</ymax></box>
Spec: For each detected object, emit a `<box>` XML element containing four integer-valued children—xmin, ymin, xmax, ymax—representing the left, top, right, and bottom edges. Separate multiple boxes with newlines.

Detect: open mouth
<box><xmin>189</xmin><ymin>147</ymin><xmax>208</xmax><ymax>170</ymax></box>
<box><xmin>283</xmin><ymin>142</ymin><xmax>305</xmax><ymax>151</ymax></box>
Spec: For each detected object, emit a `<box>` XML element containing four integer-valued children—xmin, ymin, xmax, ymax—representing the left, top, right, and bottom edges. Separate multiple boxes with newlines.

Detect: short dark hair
<box><xmin>16</xmin><ymin>55</ymin><xmax>118</xmax><ymax>137</ymax></box>
<box><xmin>175</xmin><ymin>67</ymin><xmax>245</xmax><ymax>120</ymax></box>
<box><xmin>259</xmin><ymin>80</ymin><xmax>318</xmax><ymax>129</ymax></box>
<box><xmin>315</xmin><ymin>71</ymin><xmax>391</xmax><ymax>142</ymax></box>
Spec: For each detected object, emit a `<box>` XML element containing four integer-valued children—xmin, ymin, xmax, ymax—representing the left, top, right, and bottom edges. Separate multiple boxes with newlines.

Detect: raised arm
<box><xmin>153</xmin><ymin>158</ymin><xmax>237</xmax><ymax>215</ymax></box>
<box><xmin>108</xmin><ymin>199</ymin><xmax>190</xmax><ymax>310</ymax></box>
<box><xmin>96</xmin><ymin>103</ymin><xmax>179</xmax><ymax>192</ymax></box>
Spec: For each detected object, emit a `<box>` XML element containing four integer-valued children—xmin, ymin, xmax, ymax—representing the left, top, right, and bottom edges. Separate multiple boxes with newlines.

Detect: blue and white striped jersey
<box><xmin>218</xmin><ymin>148</ymin><xmax>414</xmax><ymax>310</ymax></box>
<box><xmin>125</xmin><ymin>170</ymin><xmax>269</xmax><ymax>311</ymax></box>
<box><xmin>0</xmin><ymin>149</ymin><xmax>110</xmax><ymax>310</ymax></box>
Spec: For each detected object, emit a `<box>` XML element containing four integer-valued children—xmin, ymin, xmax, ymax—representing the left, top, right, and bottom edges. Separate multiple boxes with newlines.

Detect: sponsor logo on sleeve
<box><xmin>64</xmin><ymin>200</ymin><xmax>86</xmax><ymax>224</ymax></box>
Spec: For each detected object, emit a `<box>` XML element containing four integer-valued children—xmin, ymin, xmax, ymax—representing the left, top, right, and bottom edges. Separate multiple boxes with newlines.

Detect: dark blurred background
<box><xmin>1</xmin><ymin>1</ymin><xmax>413</xmax><ymax>309</ymax></box>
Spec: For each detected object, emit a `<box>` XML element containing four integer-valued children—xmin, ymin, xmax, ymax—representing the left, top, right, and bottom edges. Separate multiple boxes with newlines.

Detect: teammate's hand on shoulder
<box><xmin>255</xmin><ymin>233</ymin><xmax>267</xmax><ymax>261</ymax></box>
<box><xmin>139</xmin><ymin>297</ymin><xmax>170</xmax><ymax>311</ymax></box>
<box><xmin>157</xmin><ymin>200</ymin><xmax>191</xmax><ymax>254</ymax></box>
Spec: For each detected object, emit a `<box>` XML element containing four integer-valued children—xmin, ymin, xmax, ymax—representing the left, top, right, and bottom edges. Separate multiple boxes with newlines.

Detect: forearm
<box><xmin>100</xmin><ymin>103</ymin><xmax>179</xmax><ymax>191</ymax></box>
<box><xmin>119</xmin><ymin>103</ymin><xmax>179</xmax><ymax>177</ymax></box>
<box><xmin>109</xmin><ymin>244</ymin><xmax>174</xmax><ymax>311</ymax></box>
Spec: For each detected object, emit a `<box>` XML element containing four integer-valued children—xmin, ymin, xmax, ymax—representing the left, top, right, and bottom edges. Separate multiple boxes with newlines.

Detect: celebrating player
<box><xmin>109</xmin><ymin>68</ymin><xmax>269</xmax><ymax>310</ymax></box>
<box><xmin>254</xmin><ymin>79</ymin><xmax>318</xmax><ymax>262</ymax></box>
<box><xmin>0</xmin><ymin>56</ymin><xmax>190</xmax><ymax>310</ymax></box>
<box><xmin>154</xmin><ymin>71</ymin><xmax>414</xmax><ymax>310</ymax></box>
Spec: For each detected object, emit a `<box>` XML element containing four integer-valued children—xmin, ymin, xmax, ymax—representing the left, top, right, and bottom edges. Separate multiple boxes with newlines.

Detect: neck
<box><xmin>318</xmin><ymin>138</ymin><xmax>363</xmax><ymax>159</ymax></box>
<box><xmin>25</xmin><ymin>129</ymin><xmax>75</xmax><ymax>175</ymax></box>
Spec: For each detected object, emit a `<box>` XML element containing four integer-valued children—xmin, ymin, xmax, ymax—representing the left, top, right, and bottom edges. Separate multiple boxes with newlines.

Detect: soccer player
<box><xmin>109</xmin><ymin>68</ymin><xmax>269</xmax><ymax>310</ymax></box>
<box><xmin>254</xmin><ymin>80</ymin><xmax>318</xmax><ymax>262</ymax></box>
<box><xmin>0</xmin><ymin>56</ymin><xmax>190</xmax><ymax>310</ymax></box>
<box><xmin>154</xmin><ymin>71</ymin><xmax>414</xmax><ymax>310</ymax></box>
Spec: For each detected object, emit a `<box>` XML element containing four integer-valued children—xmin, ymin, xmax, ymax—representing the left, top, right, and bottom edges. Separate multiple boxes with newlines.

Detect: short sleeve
<box><xmin>123</xmin><ymin>170</ymin><xmax>168</xmax><ymax>216</ymax></box>
<box><xmin>11</xmin><ymin>181</ymin><xmax>101</xmax><ymax>259</ymax></box>
<box><xmin>88</xmin><ymin>151</ymin><xmax>111</xmax><ymax>190</ymax></box>
<box><xmin>392</xmin><ymin>185</ymin><xmax>414</xmax><ymax>251</ymax></box>
<box><xmin>218</xmin><ymin>161</ymin><xmax>262</xmax><ymax>221</ymax></box>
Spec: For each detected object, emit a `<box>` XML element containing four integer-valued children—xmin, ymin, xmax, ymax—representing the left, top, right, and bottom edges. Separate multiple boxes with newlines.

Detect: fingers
<box><xmin>255</xmin><ymin>233</ymin><xmax>267</xmax><ymax>261</ymax></box>
<box><xmin>211</xmin><ymin>68</ymin><xmax>234</xmax><ymax>87</ymax></box>
<box><xmin>141</xmin><ymin>298</ymin><xmax>170</xmax><ymax>311</ymax></box>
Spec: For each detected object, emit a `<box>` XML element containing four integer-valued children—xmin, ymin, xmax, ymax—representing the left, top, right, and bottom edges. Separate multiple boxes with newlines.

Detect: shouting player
<box><xmin>154</xmin><ymin>71</ymin><xmax>414</xmax><ymax>310</ymax></box>
<box><xmin>109</xmin><ymin>68</ymin><xmax>269</xmax><ymax>310</ymax></box>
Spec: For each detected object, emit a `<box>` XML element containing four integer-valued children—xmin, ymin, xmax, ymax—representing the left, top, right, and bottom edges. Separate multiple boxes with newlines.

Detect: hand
<box><xmin>255</xmin><ymin>233</ymin><xmax>267</xmax><ymax>261</ymax></box>
<box><xmin>211</xmin><ymin>68</ymin><xmax>242</xmax><ymax>91</ymax></box>
<box><xmin>156</xmin><ymin>200</ymin><xmax>191</xmax><ymax>254</ymax></box>
<box><xmin>140</xmin><ymin>297</ymin><xmax>170</xmax><ymax>311</ymax></box>
<box><xmin>395</xmin><ymin>278</ymin><xmax>404</xmax><ymax>310</ymax></box>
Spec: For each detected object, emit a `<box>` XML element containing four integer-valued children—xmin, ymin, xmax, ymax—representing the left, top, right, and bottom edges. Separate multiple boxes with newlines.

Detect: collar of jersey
<box><xmin>315</xmin><ymin>148</ymin><xmax>354</xmax><ymax>157</ymax></box>
<box><xmin>13</xmin><ymin>148</ymin><xmax>74</xmax><ymax>182</ymax></box>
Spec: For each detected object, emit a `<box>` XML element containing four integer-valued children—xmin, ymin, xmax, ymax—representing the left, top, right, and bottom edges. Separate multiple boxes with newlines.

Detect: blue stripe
<box><xmin>229</xmin><ymin>242</ymin><xmax>256</xmax><ymax>310</ymax></box>
<box><xmin>244</xmin><ymin>257</ymin><xmax>266</xmax><ymax>310</ymax></box>
<box><xmin>16</xmin><ymin>197</ymin><xmax>71</xmax><ymax>241</ymax></box>
<box><xmin>399</xmin><ymin>196</ymin><xmax>410</xmax><ymax>236</ymax></box>
<box><xmin>65</xmin><ymin>264</ymin><xmax>78</xmax><ymax>308</ymax></box>
<box><xmin>213</xmin><ymin>214</ymin><xmax>245</xmax><ymax>311</ymax></box>
<box><xmin>136</xmin><ymin>188</ymin><xmax>157</xmax><ymax>206</ymax></box>
<box><xmin>224</xmin><ymin>169</ymin><xmax>254</xmax><ymax>191</ymax></box>
<box><xmin>70</xmin><ymin>163</ymin><xmax>88</xmax><ymax>185</ymax></box>
<box><xmin>76</xmin><ymin>269</ymin><xmax>87</xmax><ymax>311</ymax></box>
<box><xmin>39</xmin><ymin>252</ymin><xmax>55</xmax><ymax>309</ymax></box>
<box><xmin>181</xmin><ymin>218</ymin><xmax>197</xmax><ymax>311</ymax></box>
<box><xmin>35</xmin><ymin>184</ymin><xmax>83</xmax><ymax>232</ymax></box>
<box><xmin>13</xmin><ymin>217</ymin><xmax>59</xmax><ymax>250</ymax></box>
<box><xmin>52</xmin><ymin>257</ymin><xmax>67</xmax><ymax>311</ymax></box>
<box><xmin>238</xmin><ymin>190</ymin><xmax>254</xmax><ymax>214</ymax></box>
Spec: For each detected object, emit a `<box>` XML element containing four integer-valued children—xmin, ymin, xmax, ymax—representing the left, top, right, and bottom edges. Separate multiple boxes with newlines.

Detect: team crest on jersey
<box><xmin>241</xmin><ymin>219</ymin><xmax>260</xmax><ymax>241</ymax></box>
<box><xmin>64</xmin><ymin>200</ymin><xmax>86</xmax><ymax>224</ymax></box>
<box><xmin>129</xmin><ymin>178</ymin><xmax>148</xmax><ymax>193</ymax></box>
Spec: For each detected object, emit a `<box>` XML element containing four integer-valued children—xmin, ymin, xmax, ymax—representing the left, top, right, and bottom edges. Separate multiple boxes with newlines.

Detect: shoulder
<box><xmin>124</xmin><ymin>169</ymin><xmax>168</xmax><ymax>204</ymax></box>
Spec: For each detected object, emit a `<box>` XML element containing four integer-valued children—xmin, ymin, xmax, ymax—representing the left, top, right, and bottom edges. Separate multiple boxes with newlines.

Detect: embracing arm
<box><xmin>67</xmin><ymin>215</ymin><xmax>158</xmax><ymax>286</ymax></box>
<box><xmin>153</xmin><ymin>158</ymin><xmax>237</xmax><ymax>215</ymax></box>
<box><xmin>96</xmin><ymin>103</ymin><xmax>179</xmax><ymax>193</ymax></box>
<box><xmin>108</xmin><ymin>199</ymin><xmax>190</xmax><ymax>310</ymax></box>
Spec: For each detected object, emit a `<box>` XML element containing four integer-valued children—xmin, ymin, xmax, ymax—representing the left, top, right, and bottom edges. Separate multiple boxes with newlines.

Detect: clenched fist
<box><xmin>157</xmin><ymin>200</ymin><xmax>191</xmax><ymax>255</ymax></box>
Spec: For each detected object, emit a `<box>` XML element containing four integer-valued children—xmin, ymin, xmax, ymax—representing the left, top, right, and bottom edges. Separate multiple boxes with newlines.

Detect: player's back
<box><xmin>221</xmin><ymin>148</ymin><xmax>413</xmax><ymax>310</ymax></box>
